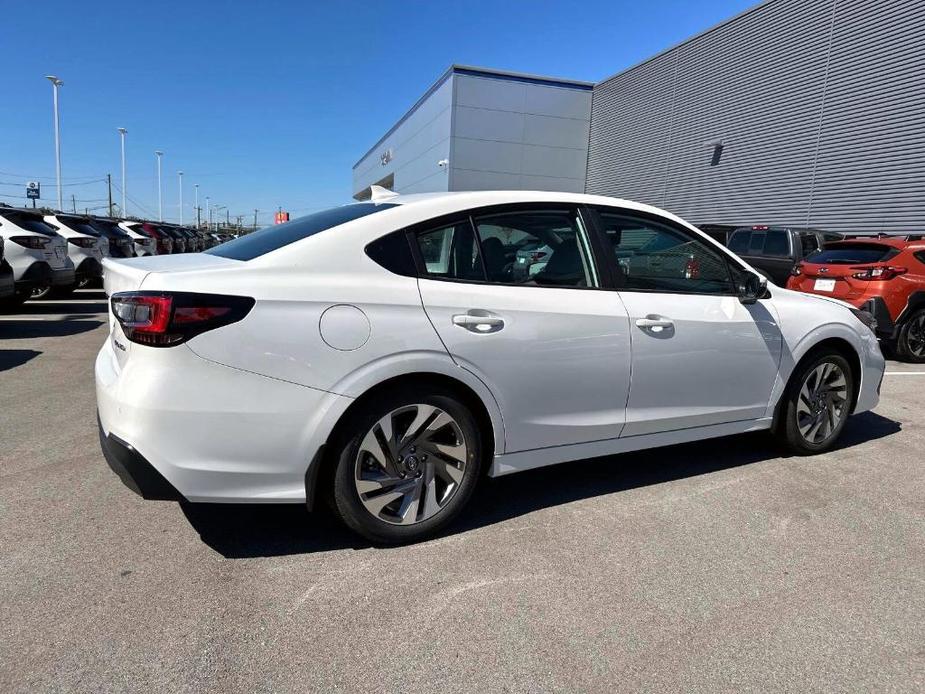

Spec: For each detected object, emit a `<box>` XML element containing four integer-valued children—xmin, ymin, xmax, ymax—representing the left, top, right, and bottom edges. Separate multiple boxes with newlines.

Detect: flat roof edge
<box><xmin>353</xmin><ymin>64</ymin><xmax>594</xmax><ymax>170</ymax></box>
<box><xmin>596</xmin><ymin>0</ymin><xmax>771</xmax><ymax>87</ymax></box>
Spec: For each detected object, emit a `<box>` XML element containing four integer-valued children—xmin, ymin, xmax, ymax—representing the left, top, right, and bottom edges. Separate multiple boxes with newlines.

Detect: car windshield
<box><xmin>807</xmin><ymin>244</ymin><xmax>899</xmax><ymax>264</ymax></box>
<box><xmin>207</xmin><ymin>202</ymin><xmax>398</xmax><ymax>261</ymax></box>
<box><xmin>0</xmin><ymin>210</ymin><xmax>59</xmax><ymax>236</ymax></box>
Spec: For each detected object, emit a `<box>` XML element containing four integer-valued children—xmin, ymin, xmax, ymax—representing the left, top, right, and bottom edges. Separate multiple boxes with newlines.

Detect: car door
<box><xmin>590</xmin><ymin>208</ymin><xmax>783</xmax><ymax>437</ymax></box>
<box><xmin>414</xmin><ymin>205</ymin><xmax>632</xmax><ymax>454</ymax></box>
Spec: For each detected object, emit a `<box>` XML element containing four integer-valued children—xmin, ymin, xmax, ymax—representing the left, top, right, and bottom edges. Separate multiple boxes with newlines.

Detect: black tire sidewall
<box><xmin>331</xmin><ymin>387</ymin><xmax>483</xmax><ymax>544</ymax></box>
<box><xmin>897</xmin><ymin>309</ymin><xmax>925</xmax><ymax>363</ymax></box>
<box><xmin>782</xmin><ymin>352</ymin><xmax>854</xmax><ymax>455</ymax></box>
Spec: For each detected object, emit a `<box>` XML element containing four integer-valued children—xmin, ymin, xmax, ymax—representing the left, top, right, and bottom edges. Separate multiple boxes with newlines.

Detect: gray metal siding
<box><xmin>587</xmin><ymin>0</ymin><xmax>925</xmax><ymax>234</ymax></box>
<box><xmin>450</xmin><ymin>73</ymin><xmax>591</xmax><ymax>193</ymax></box>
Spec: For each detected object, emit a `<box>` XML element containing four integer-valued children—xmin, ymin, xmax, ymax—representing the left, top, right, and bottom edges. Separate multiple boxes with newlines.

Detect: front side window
<box><xmin>472</xmin><ymin>209</ymin><xmax>598</xmax><ymax>288</ymax></box>
<box><xmin>595</xmin><ymin>210</ymin><xmax>736</xmax><ymax>294</ymax></box>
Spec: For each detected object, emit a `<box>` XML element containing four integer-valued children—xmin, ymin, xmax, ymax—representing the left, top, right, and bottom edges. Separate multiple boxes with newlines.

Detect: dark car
<box><xmin>697</xmin><ymin>224</ymin><xmax>739</xmax><ymax>246</ymax></box>
<box><xmin>88</xmin><ymin>217</ymin><xmax>136</xmax><ymax>258</ymax></box>
<box><xmin>727</xmin><ymin>225</ymin><xmax>843</xmax><ymax>286</ymax></box>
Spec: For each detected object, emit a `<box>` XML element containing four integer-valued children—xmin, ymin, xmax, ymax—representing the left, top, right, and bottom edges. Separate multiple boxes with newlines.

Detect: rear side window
<box><xmin>365</xmin><ymin>231</ymin><xmax>416</xmax><ymax>277</ymax></box>
<box><xmin>207</xmin><ymin>203</ymin><xmax>398</xmax><ymax>261</ymax></box>
<box><xmin>914</xmin><ymin>251</ymin><xmax>925</xmax><ymax>266</ymax></box>
<box><xmin>807</xmin><ymin>244</ymin><xmax>900</xmax><ymax>264</ymax></box>
<box><xmin>56</xmin><ymin>217</ymin><xmax>101</xmax><ymax>236</ymax></box>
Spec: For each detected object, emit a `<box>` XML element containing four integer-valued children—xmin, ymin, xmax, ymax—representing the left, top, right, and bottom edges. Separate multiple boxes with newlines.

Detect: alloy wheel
<box><xmin>354</xmin><ymin>404</ymin><xmax>468</xmax><ymax>525</ymax></box>
<box><xmin>906</xmin><ymin>313</ymin><xmax>925</xmax><ymax>358</ymax></box>
<box><xmin>796</xmin><ymin>361</ymin><xmax>849</xmax><ymax>444</ymax></box>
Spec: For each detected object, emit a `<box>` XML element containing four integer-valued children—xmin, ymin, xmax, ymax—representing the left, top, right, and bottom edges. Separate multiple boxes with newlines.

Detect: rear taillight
<box><xmin>111</xmin><ymin>291</ymin><xmax>255</xmax><ymax>347</ymax></box>
<box><xmin>791</xmin><ymin>264</ymin><xmax>803</xmax><ymax>276</ymax></box>
<box><xmin>68</xmin><ymin>237</ymin><xmax>98</xmax><ymax>248</ymax></box>
<box><xmin>852</xmin><ymin>266</ymin><xmax>907</xmax><ymax>281</ymax></box>
<box><xmin>10</xmin><ymin>236</ymin><xmax>50</xmax><ymax>249</ymax></box>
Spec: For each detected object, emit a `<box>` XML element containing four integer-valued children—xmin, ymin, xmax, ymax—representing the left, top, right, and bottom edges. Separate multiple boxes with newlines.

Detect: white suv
<box><xmin>44</xmin><ymin>214</ymin><xmax>108</xmax><ymax>296</ymax></box>
<box><xmin>117</xmin><ymin>221</ymin><xmax>157</xmax><ymax>256</ymax></box>
<box><xmin>0</xmin><ymin>206</ymin><xmax>74</xmax><ymax>308</ymax></box>
<box><xmin>0</xmin><ymin>236</ymin><xmax>15</xmax><ymax>298</ymax></box>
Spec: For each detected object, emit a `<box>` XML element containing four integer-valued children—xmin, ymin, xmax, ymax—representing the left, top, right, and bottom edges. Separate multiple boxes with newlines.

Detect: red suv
<box><xmin>788</xmin><ymin>238</ymin><xmax>925</xmax><ymax>361</ymax></box>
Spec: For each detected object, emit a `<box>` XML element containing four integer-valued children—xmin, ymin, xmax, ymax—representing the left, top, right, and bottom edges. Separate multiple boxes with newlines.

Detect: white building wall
<box><xmin>352</xmin><ymin>75</ymin><xmax>453</xmax><ymax>199</ymax></box>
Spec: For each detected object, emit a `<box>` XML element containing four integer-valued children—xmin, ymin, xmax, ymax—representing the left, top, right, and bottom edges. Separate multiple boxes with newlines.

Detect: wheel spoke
<box><xmin>397</xmin><ymin>480</ymin><xmax>424</xmax><ymax>525</ymax></box>
<box><xmin>432</xmin><ymin>456</ymin><xmax>464</xmax><ymax>485</ymax></box>
<box><xmin>398</xmin><ymin>404</ymin><xmax>438</xmax><ymax>449</ymax></box>
<box><xmin>362</xmin><ymin>489</ymin><xmax>406</xmax><ymax>518</ymax></box>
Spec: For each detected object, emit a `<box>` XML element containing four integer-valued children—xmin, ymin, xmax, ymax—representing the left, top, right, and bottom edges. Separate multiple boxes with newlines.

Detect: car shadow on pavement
<box><xmin>0</xmin><ymin>349</ymin><xmax>42</xmax><ymax>371</ymax></box>
<box><xmin>181</xmin><ymin>411</ymin><xmax>900</xmax><ymax>559</ymax></box>
<box><xmin>0</xmin><ymin>319</ymin><xmax>103</xmax><ymax>339</ymax></box>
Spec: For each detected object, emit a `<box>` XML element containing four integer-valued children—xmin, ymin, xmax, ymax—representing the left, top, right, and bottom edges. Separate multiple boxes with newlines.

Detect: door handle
<box><xmin>452</xmin><ymin>312</ymin><xmax>504</xmax><ymax>334</ymax></box>
<box><xmin>635</xmin><ymin>315</ymin><xmax>674</xmax><ymax>332</ymax></box>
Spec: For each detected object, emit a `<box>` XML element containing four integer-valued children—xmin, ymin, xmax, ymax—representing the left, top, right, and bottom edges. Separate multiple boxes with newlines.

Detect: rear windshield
<box><xmin>207</xmin><ymin>203</ymin><xmax>398</xmax><ymax>261</ymax></box>
<box><xmin>807</xmin><ymin>244</ymin><xmax>899</xmax><ymax>264</ymax></box>
<box><xmin>56</xmin><ymin>216</ymin><xmax>101</xmax><ymax>236</ymax></box>
<box><xmin>90</xmin><ymin>219</ymin><xmax>130</xmax><ymax>237</ymax></box>
<box><xmin>728</xmin><ymin>228</ymin><xmax>791</xmax><ymax>257</ymax></box>
<box><xmin>0</xmin><ymin>211</ymin><xmax>59</xmax><ymax>235</ymax></box>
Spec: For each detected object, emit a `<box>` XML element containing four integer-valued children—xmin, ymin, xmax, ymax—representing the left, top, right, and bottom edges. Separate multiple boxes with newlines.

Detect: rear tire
<box><xmin>896</xmin><ymin>308</ymin><xmax>925</xmax><ymax>363</ymax></box>
<box><xmin>330</xmin><ymin>386</ymin><xmax>482</xmax><ymax>544</ymax></box>
<box><xmin>776</xmin><ymin>351</ymin><xmax>854</xmax><ymax>455</ymax></box>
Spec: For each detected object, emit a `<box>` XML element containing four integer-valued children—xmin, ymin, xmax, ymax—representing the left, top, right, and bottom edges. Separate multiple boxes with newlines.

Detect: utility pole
<box><xmin>107</xmin><ymin>174</ymin><xmax>113</xmax><ymax>216</ymax></box>
<box><xmin>118</xmin><ymin>128</ymin><xmax>128</xmax><ymax>215</ymax></box>
<box><xmin>194</xmin><ymin>184</ymin><xmax>200</xmax><ymax>227</ymax></box>
<box><xmin>177</xmin><ymin>171</ymin><xmax>184</xmax><ymax>225</ymax></box>
<box><xmin>71</xmin><ymin>194</ymin><xmax>76</xmax><ymax>212</ymax></box>
<box><xmin>226</xmin><ymin>209</ymin><xmax>230</xmax><ymax>227</ymax></box>
<box><xmin>45</xmin><ymin>76</ymin><xmax>64</xmax><ymax>210</ymax></box>
<box><xmin>253</xmin><ymin>208</ymin><xmax>258</xmax><ymax>230</ymax></box>
<box><xmin>154</xmin><ymin>150</ymin><xmax>163</xmax><ymax>221</ymax></box>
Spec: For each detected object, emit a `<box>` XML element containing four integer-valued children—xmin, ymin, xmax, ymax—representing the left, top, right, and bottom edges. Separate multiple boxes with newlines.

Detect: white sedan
<box><xmin>96</xmin><ymin>190</ymin><xmax>885</xmax><ymax>543</ymax></box>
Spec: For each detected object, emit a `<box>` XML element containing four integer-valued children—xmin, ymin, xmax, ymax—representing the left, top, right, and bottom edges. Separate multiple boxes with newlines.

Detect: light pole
<box><xmin>118</xmin><ymin>128</ymin><xmax>128</xmax><ymax>215</ymax></box>
<box><xmin>45</xmin><ymin>76</ymin><xmax>64</xmax><ymax>210</ymax></box>
<box><xmin>154</xmin><ymin>150</ymin><xmax>163</xmax><ymax>221</ymax></box>
<box><xmin>177</xmin><ymin>171</ymin><xmax>184</xmax><ymax>225</ymax></box>
<box><xmin>194</xmin><ymin>184</ymin><xmax>200</xmax><ymax>227</ymax></box>
<box><xmin>206</xmin><ymin>196</ymin><xmax>211</xmax><ymax>230</ymax></box>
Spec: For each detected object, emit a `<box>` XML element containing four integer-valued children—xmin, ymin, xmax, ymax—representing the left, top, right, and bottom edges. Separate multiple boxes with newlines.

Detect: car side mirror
<box><xmin>738</xmin><ymin>272</ymin><xmax>767</xmax><ymax>305</ymax></box>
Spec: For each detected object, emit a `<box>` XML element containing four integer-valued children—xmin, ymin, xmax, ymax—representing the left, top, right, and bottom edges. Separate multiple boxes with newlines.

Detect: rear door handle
<box><xmin>452</xmin><ymin>312</ymin><xmax>505</xmax><ymax>334</ymax></box>
<box><xmin>635</xmin><ymin>315</ymin><xmax>674</xmax><ymax>332</ymax></box>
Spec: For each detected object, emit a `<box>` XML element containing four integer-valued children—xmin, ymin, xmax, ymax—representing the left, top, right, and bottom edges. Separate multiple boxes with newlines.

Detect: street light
<box><xmin>177</xmin><ymin>171</ymin><xmax>184</xmax><ymax>225</ymax></box>
<box><xmin>45</xmin><ymin>75</ymin><xmax>63</xmax><ymax>210</ymax></box>
<box><xmin>154</xmin><ymin>150</ymin><xmax>163</xmax><ymax>221</ymax></box>
<box><xmin>117</xmin><ymin>128</ymin><xmax>128</xmax><ymax>215</ymax></box>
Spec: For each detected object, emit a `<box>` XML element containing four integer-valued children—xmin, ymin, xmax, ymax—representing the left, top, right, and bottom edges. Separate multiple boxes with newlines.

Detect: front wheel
<box><xmin>776</xmin><ymin>352</ymin><xmax>854</xmax><ymax>455</ymax></box>
<box><xmin>896</xmin><ymin>308</ymin><xmax>925</xmax><ymax>363</ymax></box>
<box><xmin>330</xmin><ymin>388</ymin><xmax>482</xmax><ymax>544</ymax></box>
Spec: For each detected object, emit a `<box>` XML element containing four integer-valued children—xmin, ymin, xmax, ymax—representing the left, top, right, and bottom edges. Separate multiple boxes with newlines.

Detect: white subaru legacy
<box><xmin>96</xmin><ymin>190</ymin><xmax>885</xmax><ymax>543</ymax></box>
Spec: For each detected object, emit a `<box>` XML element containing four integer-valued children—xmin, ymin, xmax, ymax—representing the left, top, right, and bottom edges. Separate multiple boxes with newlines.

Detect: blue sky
<box><xmin>1</xmin><ymin>0</ymin><xmax>755</xmax><ymax>225</ymax></box>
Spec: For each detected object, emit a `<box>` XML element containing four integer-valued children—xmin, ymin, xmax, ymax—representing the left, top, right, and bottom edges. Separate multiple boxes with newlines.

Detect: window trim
<box><xmin>584</xmin><ymin>205</ymin><xmax>744</xmax><ymax>297</ymax></box>
<box><xmin>405</xmin><ymin>202</ymin><xmax>608</xmax><ymax>291</ymax></box>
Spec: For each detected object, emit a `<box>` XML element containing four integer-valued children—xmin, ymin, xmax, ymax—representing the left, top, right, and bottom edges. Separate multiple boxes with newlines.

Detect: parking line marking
<box><xmin>884</xmin><ymin>372</ymin><xmax>925</xmax><ymax>376</ymax></box>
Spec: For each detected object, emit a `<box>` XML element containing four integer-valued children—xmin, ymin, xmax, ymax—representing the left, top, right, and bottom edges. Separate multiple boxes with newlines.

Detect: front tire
<box><xmin>896</xmin><ymin>308</ymin><xmax>925</xmax><ymax>363</ymax></box>
<box><xmin>777</xmin><ymin>352</ymin><xmax>854</xmax><ymax>455</ymax></box>
<box><xmin>330</xmin><ymin>387</ymin><xmax>482</xmax><ymax>544</ymax></box>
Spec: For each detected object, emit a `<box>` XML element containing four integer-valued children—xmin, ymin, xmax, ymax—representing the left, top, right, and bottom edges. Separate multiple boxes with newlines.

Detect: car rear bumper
<box><xmin>857</xmin><ymin>296</ymin><xmax>898</xmax><ymax>338</ymax></box>
<box><xmin>95</xmin><ymin>338</ymin><xmax>353</xmax><ymax>503</ymax></box>
<box><xmin>51</xmin><ymin>265</ymin><xmax>76</xmax><ymax>286</ymax></box>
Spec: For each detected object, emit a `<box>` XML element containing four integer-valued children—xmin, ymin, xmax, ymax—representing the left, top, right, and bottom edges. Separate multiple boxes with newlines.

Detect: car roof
<box><xmin>825</xmin><ymin>237</ymin><xmax>919</xmax><ymax>249</ymax></box>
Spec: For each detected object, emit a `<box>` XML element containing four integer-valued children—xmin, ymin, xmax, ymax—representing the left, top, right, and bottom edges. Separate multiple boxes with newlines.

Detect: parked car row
<box><xmin>0</xmin><ymin>203</ymin><xmax>234</xmax><ymax>309</ymax></box>
<box><xmin>702</xmin><ymin>223</ymin><xmax>925</xmax><ymax>362</ymax></box>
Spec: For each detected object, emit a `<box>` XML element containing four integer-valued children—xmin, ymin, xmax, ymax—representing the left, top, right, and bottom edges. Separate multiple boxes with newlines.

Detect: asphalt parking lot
<box><xmin>1</xmin><ymin>289</ymin><xmax>923</xmax><ymax>693</ymax></box>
